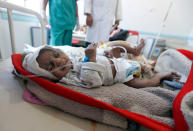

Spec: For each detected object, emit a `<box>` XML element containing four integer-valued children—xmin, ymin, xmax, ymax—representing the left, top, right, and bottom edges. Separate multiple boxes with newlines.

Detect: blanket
<box><xmin>155</xmin><ymin>49</ymin><xmax>192</xmax><ymax>83</ymax></box>
<box><xmin>26</xmin><ymin>80</ymin><xmax>177</xmax><ymax>129</ymax></box>
<box><xmin>181</xmin><ymin>91</ymin><xmax>193</xmax><ymax>130</ymax></box>
<box><xmin>155</xmin><ymin>49</ymin><xmax>193</xmax><ymax>130</ymax></box>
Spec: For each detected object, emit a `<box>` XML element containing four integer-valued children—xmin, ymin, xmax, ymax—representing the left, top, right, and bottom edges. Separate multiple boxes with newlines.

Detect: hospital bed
<box><xmin>1</xmin><ymin>1</ymin><xmax>193</xmax><ymax>131</ymax></box>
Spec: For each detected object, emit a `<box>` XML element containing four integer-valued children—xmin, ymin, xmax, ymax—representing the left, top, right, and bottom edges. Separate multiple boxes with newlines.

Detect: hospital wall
<box><xmin>119</xmin><ymin>0</ymin><xmax>193</xmax><ymax>49</ymax></box>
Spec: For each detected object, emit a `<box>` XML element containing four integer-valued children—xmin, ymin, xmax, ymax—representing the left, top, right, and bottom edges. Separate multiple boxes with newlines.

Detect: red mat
<box><xmin>11</xmin><ymin>49</ymin><xmax>193</xmax><ymax>131</ymax></box>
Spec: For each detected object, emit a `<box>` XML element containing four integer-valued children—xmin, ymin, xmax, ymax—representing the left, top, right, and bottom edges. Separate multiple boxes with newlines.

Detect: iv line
<box><xmin>149</xmin><ymin>0</ymin><xmax>174</xmax><ymax>58</ymax></box>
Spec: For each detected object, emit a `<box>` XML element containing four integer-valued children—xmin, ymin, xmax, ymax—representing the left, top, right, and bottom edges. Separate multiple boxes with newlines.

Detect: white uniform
<box><xmin>84</xmin><ymin>0</ymin><xmax>122</xmax><ymax>42</ymax></box>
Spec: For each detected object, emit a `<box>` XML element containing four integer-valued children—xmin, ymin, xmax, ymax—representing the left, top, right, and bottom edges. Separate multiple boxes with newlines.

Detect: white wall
<box><xmin>188</xmin><ymin>27</ymin><xmax>193</xmax><ymax>45</ymax></box>
<box><xmin>120</xmin><ymin>0</ymin><xmax>171</xmax><ymax>33</ymax></box>
<box><xmin>120</xmin><ymin>0</ymin><xmax>193</xmax><ymax>45</ymax></box>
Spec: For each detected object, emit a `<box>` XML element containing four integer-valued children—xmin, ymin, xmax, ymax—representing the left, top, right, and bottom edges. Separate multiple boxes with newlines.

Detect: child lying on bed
<box><xmin>101</xmin><ymin>39</ymin><xmax>154</xmax><ymax>77</ymax></box>
<box><xmin>22</xmin><ymin>41</ymin><xmax>180</xmax><ymax>88</ymax></box>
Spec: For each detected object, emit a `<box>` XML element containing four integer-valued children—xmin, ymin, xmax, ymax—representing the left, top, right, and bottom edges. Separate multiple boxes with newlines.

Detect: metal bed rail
<box><xmin>0</xmin><ymin>1</ymin><xmax>46</xmax><ymax>54</ymax></box>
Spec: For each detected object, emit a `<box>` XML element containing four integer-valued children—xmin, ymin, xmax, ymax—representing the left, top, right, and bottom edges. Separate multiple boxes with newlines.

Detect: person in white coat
<box><xmin>84</xmin><ymin>0</ymin><xmax>122</xmax><ymax>47</ymax></box>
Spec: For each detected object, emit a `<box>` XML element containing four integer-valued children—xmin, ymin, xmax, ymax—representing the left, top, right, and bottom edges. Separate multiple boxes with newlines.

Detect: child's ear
<box><xmin>21</xmin><ymin>53</ymin><xmax>27</xmax><ymax>63</ymax></box>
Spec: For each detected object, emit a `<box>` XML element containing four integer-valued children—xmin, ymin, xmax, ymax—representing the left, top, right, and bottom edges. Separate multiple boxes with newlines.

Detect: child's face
<box><xmin>37</xmin><ymin>49</ymin><xmax>72</xmax><ymax>79</ymax></box>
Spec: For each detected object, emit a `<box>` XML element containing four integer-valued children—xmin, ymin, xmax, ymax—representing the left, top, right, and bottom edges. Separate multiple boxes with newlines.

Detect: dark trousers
<box><xmin>84</xmin><ymin>41</ymin><xmax>91</xmax><ymax>48</ymax></box>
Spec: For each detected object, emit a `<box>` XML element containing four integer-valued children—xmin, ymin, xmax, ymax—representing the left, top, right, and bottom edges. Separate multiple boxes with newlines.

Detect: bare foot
<box><xmin>133</xmin><ymin>39</ymin><xmax>146</xmax><ymax>56</ymax></box>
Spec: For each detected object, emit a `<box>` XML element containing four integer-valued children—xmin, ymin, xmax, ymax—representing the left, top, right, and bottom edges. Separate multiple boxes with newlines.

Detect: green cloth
<box><xmin>50</xmin><ymin>30</ymin><xmax>72</xmax><ymax>46</ymax></box>
<box><xmin>49</xmin><ymin>0</ymin><xmax>76</xmax><ymax>45</ymax></box>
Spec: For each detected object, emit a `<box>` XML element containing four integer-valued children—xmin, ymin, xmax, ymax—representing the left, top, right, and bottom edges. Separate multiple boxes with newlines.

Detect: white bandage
<box><xmin>22</xmin><ymin>45</ymin><xmax>58</xmax><ymax>80</ymax></box>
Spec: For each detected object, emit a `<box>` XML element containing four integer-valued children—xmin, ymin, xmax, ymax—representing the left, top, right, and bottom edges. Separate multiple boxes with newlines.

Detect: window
<box><xmin>4</xmin><ymin>0</ymin><xmax>41</xmax><ymax>13</ymax></box>
<box><xmin>5</xmin><ymin>0</ymin><xmax>24</xmax><ymax>7</ymax></box>
<box><xmin>25</xmin><ymin>0</ymin><xmax>41</xmax><ymax>13</ymax></box>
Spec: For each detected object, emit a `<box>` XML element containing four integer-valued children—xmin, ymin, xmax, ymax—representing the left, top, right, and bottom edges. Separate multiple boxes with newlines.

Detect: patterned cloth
<box><xmin>112</xmin><ymin>58</ymin><xmax>141</xmax><ymax>83</ymax></box>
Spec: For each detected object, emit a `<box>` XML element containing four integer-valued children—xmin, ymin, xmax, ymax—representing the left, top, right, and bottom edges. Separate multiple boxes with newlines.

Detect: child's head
<box><xmin>22</xmin><ymin>45</ymin><xmax>72</xmax><ymax>80</ymax></box>
<box><xmin>36</xmin><ymin>48</ymin><xmax>72</xmax><ymax>79</ymax></box>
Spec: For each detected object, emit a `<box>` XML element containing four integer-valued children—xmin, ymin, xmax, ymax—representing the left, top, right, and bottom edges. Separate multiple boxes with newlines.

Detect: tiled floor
<box><xmin>0</xmin><ymin>58</ymin><xmax>149</xmax><ymax>131</ymax></box>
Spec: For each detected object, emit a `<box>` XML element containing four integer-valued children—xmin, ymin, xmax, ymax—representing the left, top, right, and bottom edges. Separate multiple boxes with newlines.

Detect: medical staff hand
<box><xmin>40</xmin><ymin>10</ymin><xmax>48</xmax><ymax>25</ymax></box>
<box><xmin>115</xmin><ymin>20</ymin><xmax>120</xmax><ymax>26</ymax></box>
<box><xmin>85</xmin><ymin>43</ymin><xmax>97</xmax><ymax>62</ymax></box>
<box><xmin>86</xmin><ymin>14</ymin><xmax>93</xmax><ymax>27</ymax></box>
<box><xmin>75</xmin><ymin>17</ymin><xmax>80</xmax><ymax>31</ymax></box>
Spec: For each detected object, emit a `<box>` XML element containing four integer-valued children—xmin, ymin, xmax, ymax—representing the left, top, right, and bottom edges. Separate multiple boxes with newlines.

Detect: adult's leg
<box><xmin>84</xmin><ymin>41</ymin><xmax>91</xmax><ymax>48</ymax></box>
<box><xmin>50</xmin><ymin>29</ymin><xmax>66</xmax><ymax>46</ymax></box>
<box><xmin>62</xmin><ymin>30</ymin><xmax>73</xmax><ymax>46</ymax></box>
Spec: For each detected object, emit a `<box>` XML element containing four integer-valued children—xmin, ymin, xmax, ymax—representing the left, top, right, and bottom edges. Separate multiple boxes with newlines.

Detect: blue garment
<box><xmin>82</xmin><ymin>57</ymin><xmax>89</xmax><ymax>63</ymax></box>
<box><xmin>49</xmin><ymin>0</ymin><xmax>77</xmax><ymax>45</ymax></box>
<box><xmin>163</xmin><ymin>80</ymin><xmax>184</xmax><ymax>89</ymax></box>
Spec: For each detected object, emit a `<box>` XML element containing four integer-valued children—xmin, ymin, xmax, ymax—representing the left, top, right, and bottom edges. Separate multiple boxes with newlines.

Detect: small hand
<box><xmin>75</xmin><ymin>17</ymin><xmax>80</xmax><ymax>31</ymax></box>
<box><xmin>155</xmin><ymin>72</ymin><xmax>181</xmax><ymax>82</ymax></box>
<box><xmin>140</xmin><ymin>38</ymin><xmax>145</xmax><ymax>44</ymax></box>
<box><xmin>85</xmin><ymin>43</ymin><xmax>97</xmax><ymax>62</ymax></box>
<box><xmin>165</xmin><ymin>72</ymin><xmax>181</xmax><ymax>82</ymax></box>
